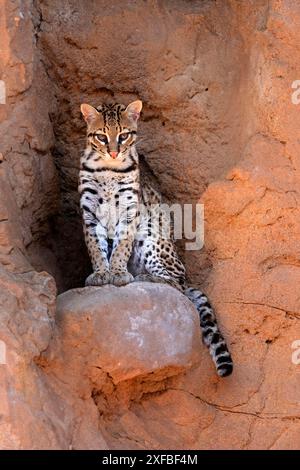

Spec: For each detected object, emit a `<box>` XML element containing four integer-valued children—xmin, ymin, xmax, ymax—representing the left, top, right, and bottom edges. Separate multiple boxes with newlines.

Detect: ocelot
<box><xmin>79</xmin><ymin>100</ymin><xmax>233</xmax><ymax>377</ymax></box>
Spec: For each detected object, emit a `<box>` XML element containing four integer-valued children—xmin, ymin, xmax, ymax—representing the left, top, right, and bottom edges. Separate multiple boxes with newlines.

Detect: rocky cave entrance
<box><xmin>24</xmin><ymin>0</ymin><xmax>251</xmax><ymax>293</ymax></box>
<box><xmin>2</xmin><ymin>0</ymin><xmax>299</xmax><ymax>451</ymax></box>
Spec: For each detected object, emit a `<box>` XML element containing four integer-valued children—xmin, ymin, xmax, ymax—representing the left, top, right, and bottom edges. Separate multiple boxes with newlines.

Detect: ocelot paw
<box><xmin>85</xmin><ymin>270</ymin><xmax>110</xmax><ymax>287</ymax></box>
<box><xmin>109</xmin><ymin>271</ymin><xmax>134</xmax><ymax>286</ymax></box>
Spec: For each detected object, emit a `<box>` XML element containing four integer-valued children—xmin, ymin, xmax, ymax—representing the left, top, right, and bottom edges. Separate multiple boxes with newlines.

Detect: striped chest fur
<box><xmin>79</xmin><ymin>166</ymin><xmax>140</xmax><ymax>238</ymax></box>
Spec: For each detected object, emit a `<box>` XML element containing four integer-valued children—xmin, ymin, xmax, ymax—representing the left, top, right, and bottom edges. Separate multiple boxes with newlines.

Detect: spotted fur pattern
<box><xmin>79</xmin><ymin>101</ymin><xmax>233</xmax><ymax>377</ymax></box>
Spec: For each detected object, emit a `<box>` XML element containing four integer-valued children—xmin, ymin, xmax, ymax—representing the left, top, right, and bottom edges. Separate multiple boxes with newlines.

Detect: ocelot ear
<box><xmin>80</xmin><ymin>104</ymin><xmax>100</xmax><ymax>124</ymax></box>
<box><xmin>124</xmin><ymin>100</ymin><xmax>143</xmax><ymax>122</ymax></box>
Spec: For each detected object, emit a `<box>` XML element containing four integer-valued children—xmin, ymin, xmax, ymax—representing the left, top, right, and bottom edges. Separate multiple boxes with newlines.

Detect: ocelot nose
<box><xmin>110</xmin><ymin>151</ymin><xmax>118</xmax><ymax>159</ymax></box>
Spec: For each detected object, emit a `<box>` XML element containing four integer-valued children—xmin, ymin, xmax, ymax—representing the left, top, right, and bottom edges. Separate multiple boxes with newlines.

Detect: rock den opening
<box><xmin>1</xmin><ymin>0</ymin><xmax>300</xmax><ymax>450</ymax></box>
<box><xmin>22</xmin><ymin>0</ymin><xmax>250</xmax><ymax>292</ymax></box>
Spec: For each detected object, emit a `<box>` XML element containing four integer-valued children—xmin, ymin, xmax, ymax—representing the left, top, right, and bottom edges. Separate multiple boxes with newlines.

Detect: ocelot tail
<box><xmin>79</xmin><ymin>100</ymin><xmax>233</xmax><ymax>377</ymax></box>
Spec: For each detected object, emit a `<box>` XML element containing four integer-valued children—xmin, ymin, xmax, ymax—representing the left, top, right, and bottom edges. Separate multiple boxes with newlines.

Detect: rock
<box><xmin>0</xmin><ymin>276</ymin><xmax>200</xmax><ymax>450</ymax></box>
<box><xmin>1</xmin><ymin>0</ymin><xmax>300</xmax><ymax>450</ymax></box>
<box><xmin>0</xmin><ymin>266</ymin><xmax>63</xmax><ymax>449</ymax></box>
<box><xmin>48</xmin><ymin>283</ymin><xmax>200</xmax><ymax>385</ymax></box>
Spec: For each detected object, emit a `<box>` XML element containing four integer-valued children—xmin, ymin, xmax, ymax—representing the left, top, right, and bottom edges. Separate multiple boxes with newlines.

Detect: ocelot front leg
<box><xmin>84</xmin><ymin>223</ymin><xmax>110</xmax><ymax>286</ymax></box>
<box><xmin>80</xmin><ymin>186</ymin><xmax>110</xmax><ymax>286</ymax></box>
<box><xmin>109</xmin><ymin>195</ymin><xmax>139</xmax><ymax>286</ymax></box>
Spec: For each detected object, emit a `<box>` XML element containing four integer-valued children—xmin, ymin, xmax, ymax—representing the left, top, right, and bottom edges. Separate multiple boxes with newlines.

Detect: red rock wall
<box><xmin>0</xmin><ymin>0</ymin><xmax>300</xmax><ymax>449</ymax></box>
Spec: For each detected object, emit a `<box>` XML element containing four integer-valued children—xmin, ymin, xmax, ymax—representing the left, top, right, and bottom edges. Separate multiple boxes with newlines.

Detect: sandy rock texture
<box><xmin>51</xmin><ymin>284</ymin><xmax>200</xmax><ymax>384</ymax></box>
<box><xmin>40</xmin><ymin>283</ymin><xmax>202</xmax><ymax>450</ymax></box>
<box><xmin>0</xmin><ymin>0</ymin><xmax>300</xmax><ymax>449</ymax></box>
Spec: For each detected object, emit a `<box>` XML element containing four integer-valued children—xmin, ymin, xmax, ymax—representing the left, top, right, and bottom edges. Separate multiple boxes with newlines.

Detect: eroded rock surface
<box><xmin>50</xmin><ymin>283</ymin><xmax>200</xmax><ymax>385</ymax></box>
<box><xmin>1</xmin><ymin>0</ymin><xmax>300</xmax><ymax>450</ymax></box>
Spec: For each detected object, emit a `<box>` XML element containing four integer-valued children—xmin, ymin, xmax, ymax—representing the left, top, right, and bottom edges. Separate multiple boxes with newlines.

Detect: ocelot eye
<box><xmin>95</xmin><ymin>134</ymin><xmax>107</xmax><ymax>144</ymax></box>
<box><xmin>119</xmin><ymin>132</ymin><xmax>130</xmax><ymax>143</ymax></box>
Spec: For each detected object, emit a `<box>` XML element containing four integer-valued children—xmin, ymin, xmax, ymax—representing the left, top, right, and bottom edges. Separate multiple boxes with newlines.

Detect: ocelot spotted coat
<box><xmin>79</xmin><ymin>100</ymin><xmax>233</xmax><ymax>377</ymax></box>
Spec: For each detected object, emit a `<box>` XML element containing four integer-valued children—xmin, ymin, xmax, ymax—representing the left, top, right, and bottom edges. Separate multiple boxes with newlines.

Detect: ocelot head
<box><xmin>81</xmin><ymin>100</ymin><xmax>142</xmax><ymax>166</ymax></box>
